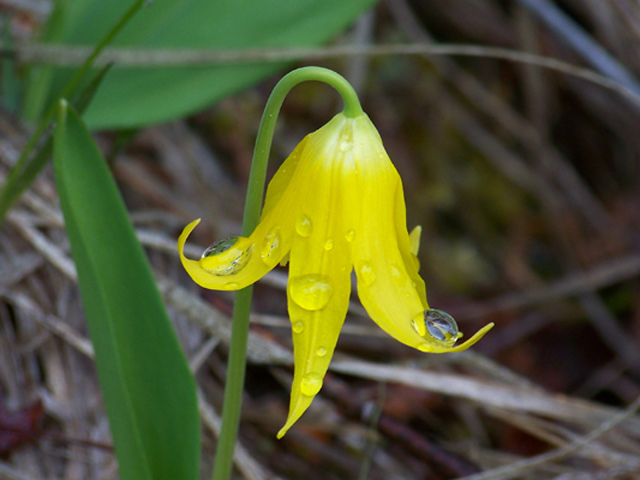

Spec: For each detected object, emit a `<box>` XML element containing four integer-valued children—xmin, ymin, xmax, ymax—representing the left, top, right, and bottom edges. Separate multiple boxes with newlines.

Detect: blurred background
<box><xmin>2</xmin><ymin>0</ymin><xmax>640</xmax><ymax>478</ymax></box>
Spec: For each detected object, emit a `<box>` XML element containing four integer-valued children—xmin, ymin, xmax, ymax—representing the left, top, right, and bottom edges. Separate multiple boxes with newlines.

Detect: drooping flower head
<box><xmin>179</xmin><ymin>112</ymin><xmax>493</xmax><ymax>438</ymax></box>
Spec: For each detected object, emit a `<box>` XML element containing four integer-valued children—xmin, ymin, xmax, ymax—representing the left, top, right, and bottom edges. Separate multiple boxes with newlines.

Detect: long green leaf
<box><xmin>53</xmin><ymin>100</ymin><xmax>199</xmax><ymax>480</ymax></box>
<box><xmin>25</xmin><ymin>0</ymin><xmax>378</xmax><ymax>130</ymax></box>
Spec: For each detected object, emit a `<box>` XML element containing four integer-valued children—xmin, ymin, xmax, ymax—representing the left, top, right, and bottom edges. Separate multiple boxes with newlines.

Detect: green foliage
<box><xmin>25</xmin><ymin>0</ymin><xmax>378</xmax><ymax>130</ymax></box>
<box><xmin>0</xmin><ymin>64</ymin><xmax>113</xmax><ymax>221</ymax></box>
<box><xmin>53</xmin><ymin>101</ymin><xmax>200</xmax><ymax>480</ymax></box>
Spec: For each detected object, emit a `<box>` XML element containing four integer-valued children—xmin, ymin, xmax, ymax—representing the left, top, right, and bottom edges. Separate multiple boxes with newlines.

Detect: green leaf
<box><xmin>25</xmin><ymin>0</ymin><xmax>378</xmax><ymax>130</ymax></box>
<box><xmin>53</xmin><ymin>101</ymin><xmax>199</xmax><ymax>480</ymax></box>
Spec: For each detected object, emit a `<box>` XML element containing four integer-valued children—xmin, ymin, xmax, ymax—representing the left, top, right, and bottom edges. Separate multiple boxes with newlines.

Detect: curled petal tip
<box><xmin>177</xmin><ymin>219</ymin><xmax>257</xmax><ymax>291</ymax></box>
<box><xmin>419</xmin><ymin>322</ymin><xmax>494</xmax><ymax>353</ymax></box>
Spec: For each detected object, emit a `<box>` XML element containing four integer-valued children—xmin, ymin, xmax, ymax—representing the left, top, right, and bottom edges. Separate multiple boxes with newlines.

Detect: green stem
<box><xmin>211</xmin><ymin>67</ymin><xmax>363</xmax><ymax>480</ymax></box>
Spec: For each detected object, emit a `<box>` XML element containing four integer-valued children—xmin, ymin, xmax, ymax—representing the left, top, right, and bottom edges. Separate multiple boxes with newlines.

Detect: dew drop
<box><xmin>300</xmin><ymin>373</ymin><xmax>323</xmax><ymax>396</ymax></box>
<box><xmin>292</xmin><ymin>321</ymin><xmax>304</xmax><ymax>334</ymax></box>
<box><xmin>290</xmin><ymin>274</ymin><xmax>333</xmax><ymax>310</ymax></box>
<box><xmin>296</xmin><ymin>214</ymin><xmax>312</xmax><ymax>237</ymax></box>
<box><xmin>225</xmin><ymin>282</ymin><xmax>239</xmax><ymax>289</ymax></box>
<box><xmin>324</xmin><ymin>239</ymin><xmax>334</xmax><ymax>251</ymax></box>
<box><xmin>316</xmin><ymin>347</ymin><xmax>327</xmax><ymax>357</ymax></box>
<box><xmin>345</xmin><ymin>229</ymin><xmax>356</xmax><ymax>242</ymax></box>
<box><xmin>423</xmin><ymin>309</ymin><xmax>461</xmax><ymax>344</ymax></box>
<box><xmin>260</xmin><ymin>227</ymin><xmax>282</xmax><ymax>267</ymax></box>
<box><xmin>202</xmin><ymin>237</ymin><xmax>237</xmax><ymax>258</ymax></box>
<box><xmin>358</xmin><ymin>262</ymin><xmax>376</xmax><ymax>287</ymax></box>
<box><xmin>339</xmin><ymin>141</ymin><xmax>351</xmax><ymax>153</ymax></box>
<box><xmin>201</xmin><ymin>237</ymin><xmax>251</xmax><ymax>276</ymax></box>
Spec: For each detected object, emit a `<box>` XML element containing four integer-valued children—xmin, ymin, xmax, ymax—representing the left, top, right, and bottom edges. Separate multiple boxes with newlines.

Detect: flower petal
<box><xmin>278</xmin><ymin>116</ymin><xmax>353</xmax><ymax>438</ymax></box>
<box><xmin>347</xmin><ymin>117</ymin><xmax>428</xmax><ymax>348</ymax></box>
<box><xmin>417</xmin><ymin>322</ymin><xmax>495</xmax><ymax>353</ymax></box>
<box><xmin>178</xmin><ymin>141</ymin><xmax>313</xmax><ymax>290</ymax></box>
<box><xmin>261</xmin><ymin>137</ymin><xmax>308</xmax><ymax>220</ymax></box>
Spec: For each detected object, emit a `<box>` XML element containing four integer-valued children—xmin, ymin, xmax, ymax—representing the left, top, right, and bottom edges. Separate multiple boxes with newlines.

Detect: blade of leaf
<box><xmin>25</xmin><ymin>0</ymin><xmax>378</xmax><ymax>129</ymax></box>
<box><xmin>0</xmin><ymin>63</ymin><xmax>113</xmax><ymax>221</ymax></box>
<box><xmin>53</xmin><ymin>100</ymin><xmax>200</xmax><ymax>480</ymax></box>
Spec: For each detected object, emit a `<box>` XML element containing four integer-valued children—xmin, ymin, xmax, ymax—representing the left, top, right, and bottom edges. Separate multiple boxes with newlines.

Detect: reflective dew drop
<box><xmin>359</xmin><ymin>262</ymin><xmax>376</xmax><ymax>287</ymax></box>
<box><xmin>424</xmin><ymin>309</ymin><xmax>461</xmax><ymax>344</ymax></box>
<box><xmin>316</xmin><ymin>347</ymin><xmax>327</xmax><ymax>357</ymax></box>
<box><xmin>296</xmin><ymin>214</ymin><xmax>312</xmax><ymax>237</ymax></box>
<box><xmin>300</xmin><ymin>373</ymin><xmax>323</xmax><ymax>396</ymax></box>
<box><xmin>324</xmin><ymin>239</ymin><xmax>334</xmax><ymax>251</ymax></box>
<box><xmin>201</xmin><ymin>237</ymin><xmax>251</xmax><ymax>276</ymax></box>
<box><xmin>202</xmin><ymin>237</ymin><xmax>237</xmax><ymax>258</ymax></box>
<box><xmin>390</xmin><ymin>264</ymin><xmax>403</xmax><ymax>285</ymax></box>
<box><xmin>292</xmin><ymin>321</ymin><xmax>304</xmax><ymax>334</ymax></box>
<box><xmin>290</xmin><ymin>274</ymin><xmax>333</xmax><ymax>310</ymax></box>
<box><xmin>339</xmin><ymin>141</ymin><xmax>352</xmax><ymax>153</ymax></box>
<box><xmin>261</xmin><ymin>228</ymin><xmax>282</xmax><ymax>267</ymax></box>
<box><xmin>345</xmin><ymin>229</ymin><xmax>356</xmax><ymax>242</ymax></box>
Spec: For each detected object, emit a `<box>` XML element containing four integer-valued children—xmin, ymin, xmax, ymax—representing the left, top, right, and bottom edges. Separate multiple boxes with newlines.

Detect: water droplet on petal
<box><xmin>345</xmin><ymin>229</ymin><xmax>356</xmax><ymax>242</ymax></box>
<box><xmin>324</xmin><ymin>239</ymin><xmax>334</xmax><ymax>251</ymax></box>
<box><xmin>423</xmin><ymin>309</ymin><xmax>461</xmax><ymax>344</ymax></box>
<box><xmin>201</xmin><ymin>237</ymin><xmax>251</xmax><ymax>276</ymax></box>
<box><xmin>339</xmin><ymin>141</ymin><xmax>351</xmax><ymax>153</ymax></box>
<box><xmin>290</xmin><ymin>274</ymin><xmax>333</xmax><ymax>310</ymax></box>
<box><xmin>261</xmin><ymin>227</ymin><xmax>282</xmax><ymax>268</ymax></box>
<box><xmin>296</xmin><ymin>214</ymin><xmax>312</xmax><ymax>237</ymax></box>
<box><xmin>359</xmin><ymin>262</ymin><xmax>376</xmax><ymax>287</ymax></box>
<box><xmin>202</xmin><ymin>237</ymin><xmax>237</xmax><ymax>258</ymax></box>
<box><xmin>292</xmin><ymin>321</ymin><xmax>304</xmax><ymax>333</ymax></box>
<box><xmin>316</xmin><ymin>347</ymin><xmax>327</xmax><ymax>357</ymax></box>
<box><xmin>300</xmin><ymin>373</ymin><xmax>323</xmax><ymax>396</ymax></box>
<box><xmin>390</xmin><ymin>264</ymin><xmax>402</xmax><ymax>284</ymax></box>
<box><xmin>225</xmin><ymin>282</ymin><xmax>239</xmax><ymax>289</ymax></box>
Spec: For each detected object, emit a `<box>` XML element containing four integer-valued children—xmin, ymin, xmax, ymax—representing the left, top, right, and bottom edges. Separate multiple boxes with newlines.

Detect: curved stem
<box><xmin>211</xmin><ymin>67</ymin><xmax>363</xmax><ymax>480</ymax></box>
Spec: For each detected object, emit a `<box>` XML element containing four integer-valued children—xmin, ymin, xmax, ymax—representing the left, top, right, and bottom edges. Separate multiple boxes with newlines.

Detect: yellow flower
<box><xmin>178</xmin><ymin>112</ymin><xmax>493</xmax><ymax>438</ymax></box>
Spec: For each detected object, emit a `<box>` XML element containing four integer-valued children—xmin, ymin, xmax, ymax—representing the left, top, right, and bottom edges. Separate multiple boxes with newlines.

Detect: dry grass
<box><xmin>3</xmin><ymin>0</ymin><xmax>640</xmax><ymax>478</ymax></box>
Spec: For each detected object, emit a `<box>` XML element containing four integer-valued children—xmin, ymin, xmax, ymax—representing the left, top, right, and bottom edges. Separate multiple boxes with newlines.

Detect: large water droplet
<box><xmin>201</xmin><ymin>237</ymin><xmax>251</xmax><ymax>276</ymax></box>
<box><xmin>296</xmin><ymin>214</ymin><xmax>312</xmax><ymax>237</ymax></box>
<box><xmin>324</xmin><ymin>239</ymin><xmax>334</xmax><ymax>251</ymax></box>
<box><xmin>424</xmin><ymin>309</ymin><xmax>461</xmax><ymax>344</ymax></box>
<box><xmin>261</xmin><ymin>227</ymin><xmax>282</xmax><ymax>268</ymax></box>
<box><xmin>300</xmin><ymin>373</ymin><xmax>323</xmax><ymax>396</ymax></box>
<box><xmin>345</xmin><ymin>229</ymin><xmax>356</xmax><ymax>242</ymax></box>
<box><xmin>316</xmin><ymin>347</ymin><xmax>327</xmax><ymax>357</ymax></box>
<box><xmin>339</xmin><ymin>141</ymin><xmax>351</xmax><ymax>153</ymax></box>
<box><xmin>202</xmin><ymin>237</ymin><xmax>237</xmax><ymax>258</ymax></box>
<box><xmin>290</xmin><ymin>274</ymin><xmax>333</xmax><ymax>310</ymax></box>
<box><xmin>292</xmin><ymin>321</ymin><xmax>304</xmax><ymax>333</ymax></box>
<box><xmin>358</xmin><ymin>262</ymin><xmax>376</xmax><ymax>287</ymax></box>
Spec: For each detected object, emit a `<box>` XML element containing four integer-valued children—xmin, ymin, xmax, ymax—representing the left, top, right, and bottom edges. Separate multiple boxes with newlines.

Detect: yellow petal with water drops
<box><xmin>277</xmin><ymin>115</ymin><xmax>353</xmax><ymax>438</ymax></box>
<box><xmin>347</xmin><ymin>116</ymin><xmax>429</xmax><ymax>348</ymax></box>
<box><xmin>178</xmin><ymin>219</ymin><xmax>260</xmax><ymax>291</ymax></box>
<box><xmin>178</xmin><ymin>142</ymin><xmax>313</xmax><ymax>290</ymax></box>
<box><xmin>418</xmin><ymin>321</ymin><xmax>494</xmax><ymax>353</ymax></box>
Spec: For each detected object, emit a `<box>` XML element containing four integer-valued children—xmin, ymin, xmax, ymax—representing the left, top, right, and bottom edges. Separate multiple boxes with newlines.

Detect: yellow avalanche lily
<box><xmin>178</xmin><ymin>112</ymin><xmax>493</xmax><ymax>438</ymax></box>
